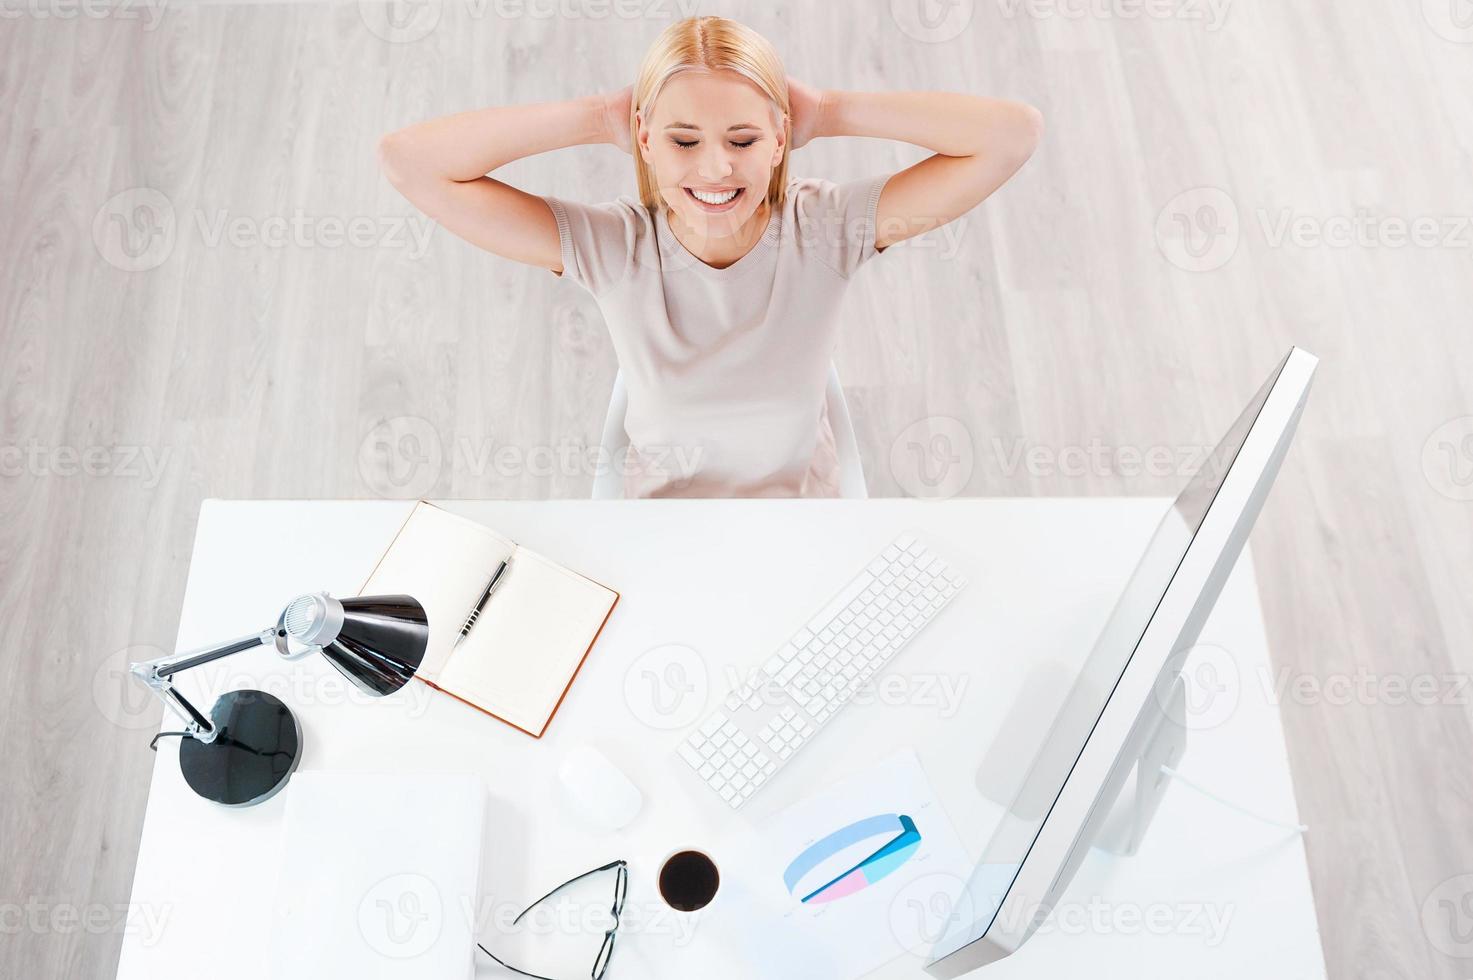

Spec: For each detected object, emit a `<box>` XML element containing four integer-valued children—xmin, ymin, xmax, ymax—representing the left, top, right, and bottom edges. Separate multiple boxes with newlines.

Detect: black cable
<box><xmin>149</xmin><ymin>731</ymin><xmax>190</xmax><ymax>751</ymax></box>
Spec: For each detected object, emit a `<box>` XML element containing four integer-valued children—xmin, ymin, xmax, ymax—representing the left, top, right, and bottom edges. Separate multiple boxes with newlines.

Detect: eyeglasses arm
<box><xmin>512</xmin><ymin>860</ymin><xmax>629</xmax><ymax>926</ymax></box>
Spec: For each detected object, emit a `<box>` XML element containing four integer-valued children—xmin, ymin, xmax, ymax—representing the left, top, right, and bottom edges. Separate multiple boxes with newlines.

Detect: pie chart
<box><xmin>782</xmin><ymin>813</ymin><xmax>922</xmax><ymax>905</ymax></box>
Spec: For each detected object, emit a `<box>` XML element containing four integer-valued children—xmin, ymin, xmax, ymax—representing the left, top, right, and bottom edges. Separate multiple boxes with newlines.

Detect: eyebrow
<box><xmin>663</xmin><ymin>122</ymin><xmax>763</xmax><ymax>131</ymax></box>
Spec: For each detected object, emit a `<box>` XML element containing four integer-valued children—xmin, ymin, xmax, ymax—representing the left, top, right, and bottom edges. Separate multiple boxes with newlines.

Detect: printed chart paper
<box><xmin>720</xmin><ymin>749</ymin><xmax>974</xmax><ymax>977</ymax></box>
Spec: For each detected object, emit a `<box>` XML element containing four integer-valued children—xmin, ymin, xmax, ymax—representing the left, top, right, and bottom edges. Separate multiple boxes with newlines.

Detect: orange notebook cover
<box><xmin>357</xmin><ymin>501</ymin><xmax>619</xmax><ymax>738</ymax></box>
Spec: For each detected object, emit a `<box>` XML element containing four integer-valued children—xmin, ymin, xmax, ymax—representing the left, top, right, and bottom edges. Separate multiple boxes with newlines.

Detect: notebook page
<box><xmin>438</xmin><ymin>546</ymin><xmax>616</xmax><ymax>735</ymax></box>
<box><xmin>359</xmin><ymin>502</ymin><xmax>515</xmax><ymax>682</ymax></box>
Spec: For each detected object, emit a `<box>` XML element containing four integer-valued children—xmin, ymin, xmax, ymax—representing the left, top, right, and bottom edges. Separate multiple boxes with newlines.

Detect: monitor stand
<box><xmin>1094</xmin><ymin>674</ymin><xmax>1188</xmax><ymax>856</ymax></box>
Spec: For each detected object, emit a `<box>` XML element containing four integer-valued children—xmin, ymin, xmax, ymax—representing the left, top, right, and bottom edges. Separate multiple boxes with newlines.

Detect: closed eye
<box><xmin>670</xmin><ymin>138</ymin><xmax>760</xmax><ymax>150</ymax></box>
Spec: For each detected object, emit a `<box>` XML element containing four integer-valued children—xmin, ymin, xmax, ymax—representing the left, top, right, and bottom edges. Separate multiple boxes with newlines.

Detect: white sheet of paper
<box><xmin>715</xmin><ymin>749</ymin><xmax>974</xmax><ymax>979</ymax></box>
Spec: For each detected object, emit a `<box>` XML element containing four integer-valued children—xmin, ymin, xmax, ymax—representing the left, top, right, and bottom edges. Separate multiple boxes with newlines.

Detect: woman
<box><xmin>378</xmin><ymin>15</ymin><xmax>1042</xmax><ymax>498</ymax></box>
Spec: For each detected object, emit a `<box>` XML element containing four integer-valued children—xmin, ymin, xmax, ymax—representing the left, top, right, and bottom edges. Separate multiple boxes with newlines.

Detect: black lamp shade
<box><xmin>321</xmin><ymin>595</ymin><xmax>429</xmax><ymax>696</ymax></box>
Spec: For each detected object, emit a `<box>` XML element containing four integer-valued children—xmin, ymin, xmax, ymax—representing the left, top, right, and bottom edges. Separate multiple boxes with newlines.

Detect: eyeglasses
<box><xmin>478</xmin><ymin>860</ymin><xmax>628</xmax><ymax>980</ymax></box>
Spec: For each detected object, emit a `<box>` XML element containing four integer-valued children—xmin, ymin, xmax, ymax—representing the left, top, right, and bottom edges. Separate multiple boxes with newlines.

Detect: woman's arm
<box><xmin>376</xmin><ymin>89</ymin><xmax>631</xmax><ymax>271</ymax></box>
<box><xmin>804</xmin><ymin>87</ymin><xmax>1044</xmax><ymax>250</ymax></box>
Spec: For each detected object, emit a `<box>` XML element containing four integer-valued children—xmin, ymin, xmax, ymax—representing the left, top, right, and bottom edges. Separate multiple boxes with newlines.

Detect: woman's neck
<box><xmin>665</xmin><ymin>200</ymin><xmax>772</xmax><ymax>270</ymax></box>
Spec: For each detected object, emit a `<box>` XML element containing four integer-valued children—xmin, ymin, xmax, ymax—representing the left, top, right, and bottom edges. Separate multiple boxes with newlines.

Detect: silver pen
<box><xmin>454</xmin><ymin>558</ymin><xmax>510</xmax><ymax>648</ymax></box>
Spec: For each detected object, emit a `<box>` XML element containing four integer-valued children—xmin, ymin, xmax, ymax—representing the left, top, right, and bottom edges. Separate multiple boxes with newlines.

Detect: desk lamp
<box><xmin>129</xmin><ymin>593</ymin><xmax>429</xmax><ymax>807</ymax></box>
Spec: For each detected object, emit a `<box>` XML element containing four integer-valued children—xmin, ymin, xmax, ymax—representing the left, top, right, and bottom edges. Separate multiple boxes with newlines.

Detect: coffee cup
<box><xmin>656</xmin><ymin>848</ymin><xmax>720</xmax><ymax>913</ymax></box>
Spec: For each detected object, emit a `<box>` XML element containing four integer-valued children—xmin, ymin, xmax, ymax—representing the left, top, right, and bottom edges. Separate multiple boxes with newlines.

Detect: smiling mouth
<box><xmin>684</xmin><ymin>186</ymin><xmax>743</xmax><ymax>209</ymax></box>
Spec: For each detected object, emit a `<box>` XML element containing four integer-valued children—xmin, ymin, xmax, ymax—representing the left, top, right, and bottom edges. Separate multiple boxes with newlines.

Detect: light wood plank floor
<box><xmin>2</xmin><ymin>2</ymin><xmax>1470</xmax><ymax>977</ymax></box>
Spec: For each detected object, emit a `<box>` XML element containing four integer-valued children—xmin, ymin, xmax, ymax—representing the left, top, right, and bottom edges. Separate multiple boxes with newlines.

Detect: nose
<box><xmin>696</xmin><ymin>144</ymin><xmax>735</xmax><ymax>182</ymax></box>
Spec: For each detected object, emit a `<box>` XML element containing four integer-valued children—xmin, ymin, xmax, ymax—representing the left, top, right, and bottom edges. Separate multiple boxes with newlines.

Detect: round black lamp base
<box><xmin>179</xmin><ymin>690</ymin><xmax>302</xmax><ymax>807</ymax></box>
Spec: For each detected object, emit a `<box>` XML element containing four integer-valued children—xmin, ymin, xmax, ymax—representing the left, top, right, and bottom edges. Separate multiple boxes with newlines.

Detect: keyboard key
<box><xmin>807</xmin><ymin>572</ymin><xmax>875</xmax><ymax>632</ymax></box>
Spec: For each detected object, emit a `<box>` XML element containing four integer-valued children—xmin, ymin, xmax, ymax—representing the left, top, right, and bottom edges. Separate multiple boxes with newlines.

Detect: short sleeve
<box><xmin>542</xmin><ymin>195</ymin><xmax>640</xmax><ymax>297</ymax></box>
<box><xmin>794</xmin><ymin>172</ymin><xmax>893</xmax><ymax>280</ymax></box>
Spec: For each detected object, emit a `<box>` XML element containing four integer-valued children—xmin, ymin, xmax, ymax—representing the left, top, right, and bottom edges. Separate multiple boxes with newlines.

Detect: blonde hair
<box><xmin>630</xmin><ymin>16</ymin><xmax>791</xmax><ymax>213</ymax></box>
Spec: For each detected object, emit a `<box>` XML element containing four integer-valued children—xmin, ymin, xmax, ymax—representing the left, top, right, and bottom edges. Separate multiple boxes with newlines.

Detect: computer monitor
<box><xmin>924</xmin><ymin>347</ymin><xmax>1318</xmax><ymax>976</ymax></box>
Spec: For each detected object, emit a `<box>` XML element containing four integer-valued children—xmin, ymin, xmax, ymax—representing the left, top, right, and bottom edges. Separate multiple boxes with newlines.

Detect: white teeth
<box><xmin>689</xmin><ymin>187</ymin><xmax>739</xmax><ymax>205</ymax></box>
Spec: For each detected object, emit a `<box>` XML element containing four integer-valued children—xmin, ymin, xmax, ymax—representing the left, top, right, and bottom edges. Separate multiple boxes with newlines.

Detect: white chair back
<box><xmin>591</xmin><ymin>363</ymin><xmax>868</xmax><ymax>499</ymax></box>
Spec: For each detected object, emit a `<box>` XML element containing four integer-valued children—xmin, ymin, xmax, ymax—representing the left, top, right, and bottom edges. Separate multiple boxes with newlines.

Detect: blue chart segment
<box><xmin>783</xmin><ymin>814</ymin><xmax>922</xmax><ymax>905</ymax></box>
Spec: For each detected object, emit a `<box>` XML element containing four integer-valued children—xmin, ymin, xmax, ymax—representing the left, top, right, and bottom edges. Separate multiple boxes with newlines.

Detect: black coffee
<box><xmin>658</xmin><ymin>850</ymin><xmax>720</xmax><ymax>912</ymax></box>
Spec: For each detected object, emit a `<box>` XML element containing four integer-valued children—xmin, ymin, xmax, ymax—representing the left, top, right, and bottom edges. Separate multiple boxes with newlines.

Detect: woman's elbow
<box><xmin>376</xmin><ymin>130</ymin><xmax>418</xmax><ymax>187</ymax></box>
<box><xmin>1013</xmin><ymin>103</ymin><xmax>1045</xmax><ymax>163</ymax></box>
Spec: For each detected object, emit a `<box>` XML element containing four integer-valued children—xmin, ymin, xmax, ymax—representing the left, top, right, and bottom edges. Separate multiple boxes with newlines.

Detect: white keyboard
<box><xmin>677</xmin><ymin>533</ymin><xmax>968</xmax><ymax>809</ymax></box>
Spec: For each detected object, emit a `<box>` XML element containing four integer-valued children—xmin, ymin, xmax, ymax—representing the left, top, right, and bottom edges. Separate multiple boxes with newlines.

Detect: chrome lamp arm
<box><xmin>128</xmin><ymin>628</ymin><xmax>281</xmax><ymax>744</ymax></box>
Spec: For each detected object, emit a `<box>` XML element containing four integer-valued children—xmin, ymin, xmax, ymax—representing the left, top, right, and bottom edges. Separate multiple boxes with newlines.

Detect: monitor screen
<box><xmin>930</xmin><ymin>352</ymin><xmax>1287</xmax><ymax>962</ymax></box>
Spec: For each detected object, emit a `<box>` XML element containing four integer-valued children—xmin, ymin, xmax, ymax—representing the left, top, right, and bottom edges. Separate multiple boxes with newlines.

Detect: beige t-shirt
<box><xmin>545</xmin><ymin>173</ymin><xmax>892</xmax><ymax>498</ymax></box>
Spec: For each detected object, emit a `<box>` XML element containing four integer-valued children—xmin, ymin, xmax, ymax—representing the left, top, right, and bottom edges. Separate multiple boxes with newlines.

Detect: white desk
<box><xmin>116</xmin><ymin>499</ymin><xmax>1325</xmax><ymax>979</ymax></box>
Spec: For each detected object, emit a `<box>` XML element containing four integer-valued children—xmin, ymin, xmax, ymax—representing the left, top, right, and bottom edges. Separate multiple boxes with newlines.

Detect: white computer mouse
<box><xmin>557</xmin><ymin>744</ymin><xmax>643</xmax><ymax>831</ymax></box>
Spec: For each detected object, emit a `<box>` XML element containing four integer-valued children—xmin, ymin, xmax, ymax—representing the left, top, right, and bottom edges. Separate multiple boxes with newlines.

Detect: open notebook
<box><xmin>357</xmin><ymin>501</ymin><xmax>619</xmax><ymax>737</ymax></box>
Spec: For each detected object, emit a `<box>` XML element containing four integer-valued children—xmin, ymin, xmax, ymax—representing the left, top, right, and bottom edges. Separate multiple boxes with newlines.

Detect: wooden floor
<box><xmin>3</xmin><ymin>2</ymin><xmax>1470</xmax><ymax>977</ymax></box>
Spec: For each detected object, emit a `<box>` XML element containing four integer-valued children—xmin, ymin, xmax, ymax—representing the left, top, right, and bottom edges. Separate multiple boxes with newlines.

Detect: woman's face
<box><xmin>637</xmin><ymin>70</ymin><xmax>787</xmax><ymax>239</ymax></box>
